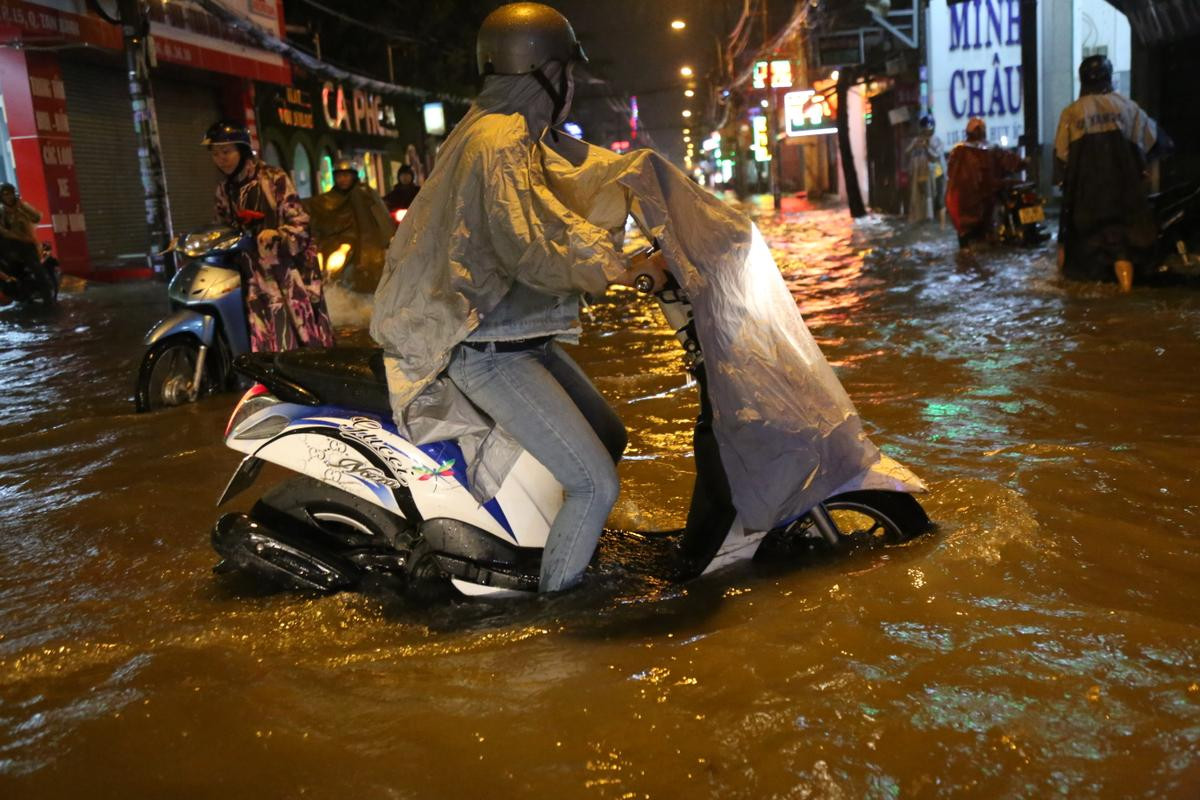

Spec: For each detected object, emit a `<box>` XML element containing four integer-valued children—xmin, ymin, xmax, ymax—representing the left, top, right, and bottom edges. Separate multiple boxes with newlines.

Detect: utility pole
<box><xmin>1019</xmin><ymin>0</ymin><xmax>1040</xmax><ymax>187</ymax></box>
<box><xmin>761</xmin><ymin>0</ymin><xmax>781</xmax><ymax>209</ymax></box>
<box><xmin>836</xmin><ymin>67</ymin><xmax>867</xmax><ymax>218</ymax></box>
<box><xmin>117</xmin><ymin>0</ymin><xmax>175</xmax><ymax>277</ymax></box>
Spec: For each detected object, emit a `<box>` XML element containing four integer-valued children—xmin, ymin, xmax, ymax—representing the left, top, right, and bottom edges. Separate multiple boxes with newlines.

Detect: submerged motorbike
<box><xmin>1143</xmin><ymin>180</ymin><xmax>1200</xmax><ymax>285</ymax></box>
<box><xmin>134</xmin><ymin>223</ymin><xmax>251</xmax><ymax>411</ymax></box>
<box><xmin>0</xmin><ymin>240</ymin><xmax>58</xmax><ymax>308</ymax></box>
<box><xmin>210</xmin><ymin>245</ymin><xmax>932</xmax><ymax>599</ymax></box>
<box><xmin>995</xmin><ymin>180</ymin><xmax>1050</xmax><ymax>247</ymax></box>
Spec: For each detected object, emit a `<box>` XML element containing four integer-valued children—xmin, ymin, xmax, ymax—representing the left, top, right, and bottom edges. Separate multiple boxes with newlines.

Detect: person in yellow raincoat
<box><xmin>308</xmin><ymin>158</ymin><xmax>395</xmax><ymax>293</ymax></box>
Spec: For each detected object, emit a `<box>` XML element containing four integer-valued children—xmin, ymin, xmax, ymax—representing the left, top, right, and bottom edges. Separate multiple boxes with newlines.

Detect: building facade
<box><xmin>0</xmin><ymin>0</ymin><xmax>289</xmax><ymax>276</ymax></box>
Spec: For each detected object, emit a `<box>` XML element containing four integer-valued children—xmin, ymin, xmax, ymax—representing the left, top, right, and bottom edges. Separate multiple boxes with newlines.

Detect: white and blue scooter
<box><xmin>210</xmin><ymin>246</ymin><xmax>932</xmax><ymax>599</ymax></box>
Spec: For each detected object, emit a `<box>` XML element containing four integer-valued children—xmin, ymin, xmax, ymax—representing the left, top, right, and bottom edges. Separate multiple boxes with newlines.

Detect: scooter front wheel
<box><xmin>135</xmin><ymin>334</ymin><xmax>215</xmax><ymax>411</ymax></box>
<box><xmin>820</xmin><ymin>490</ymin><xmax>932</xmax><ymax>545</ymax></box>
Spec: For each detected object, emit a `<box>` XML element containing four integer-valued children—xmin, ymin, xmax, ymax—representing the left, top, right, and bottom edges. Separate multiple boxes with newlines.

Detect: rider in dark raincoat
<box><xmin>945</xmin><ymin>118</ymin><xmax>1023</xmax><ymax>248</ymax></box>
<box><xmin>1054</xmin><ymin>55</ymin><xmax>1170</xmax><ymax>291</ymax></box>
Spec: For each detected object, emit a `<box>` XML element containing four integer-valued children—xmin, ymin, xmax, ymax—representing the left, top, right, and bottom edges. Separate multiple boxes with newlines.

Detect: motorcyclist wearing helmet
<box><xmin>1054</xmin><ymin>55</ymin><xmax>1170</xmax><ymax>291</ymax></box>
<box><xmin>945</xmin><ymin>117</ymin><xmax>1024</xmax><ymax>248</ymax></box>
<box><xmin>0</xmin><ymin>183</ymin><xmax>43</xmax><ymax>296</ymax></box>
<box><xmin>371</xmin><ymin>2</ymin><xmax>667</xmax><ymax>593</ymax></box>
<box><xmin>204</xmin><ymin>121</ymin><xmax>334</xmax><ymax>351</ymax></box>
<box><xmin>309</xmin><ymin>158</ymin><xmax>394</xmax><ymax>292</ymax></box>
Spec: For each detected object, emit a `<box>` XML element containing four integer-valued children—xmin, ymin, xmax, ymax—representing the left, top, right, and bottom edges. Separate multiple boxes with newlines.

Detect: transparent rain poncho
<box><xmin>372</xmin><ymin>72</ymin><xmax>916</xmax><ymax>531</ymax></box>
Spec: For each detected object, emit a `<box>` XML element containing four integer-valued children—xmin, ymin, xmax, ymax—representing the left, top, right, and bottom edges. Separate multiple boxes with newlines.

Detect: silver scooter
<box><xmin>134</xmin><ymin>224</ymin><xmax>251</xmax><ymax>411</ymax></box>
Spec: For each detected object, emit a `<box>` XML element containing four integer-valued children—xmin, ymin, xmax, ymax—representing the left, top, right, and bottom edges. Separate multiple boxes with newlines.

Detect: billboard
<box><xmin>926</xmin><ymin>0</ymin><xmax>1024</xmax><ymax>147</ymax></box>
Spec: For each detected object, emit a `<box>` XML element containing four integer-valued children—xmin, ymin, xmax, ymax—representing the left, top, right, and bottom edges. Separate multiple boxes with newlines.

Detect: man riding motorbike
<box><xmin>0</xmin><ymin>183</ymin><xmax>44</xmax><ymax>300</ymax></box>
<box><xmin>309</xmin><ymin>158</ymin><xmax>395</xmax><ymax>293</ymax></box>
<box><xmin>1054</xmin><ymin>55</ymin><xmax>1170</xmax><ymax>292</ymax></box>
<box><xmin>206</xmin><ymin>121</ymin><xmax>335</xmax><ymax>351</ymax></box>
<box><xmin>371</xmin><ymin>2</ymin><xmax>667</xmax><ymax>594</ymax></box>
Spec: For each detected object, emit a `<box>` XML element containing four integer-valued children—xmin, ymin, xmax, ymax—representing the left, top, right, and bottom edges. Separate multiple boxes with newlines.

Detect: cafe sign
<box><xmin>321</xmin><ymin>82</ymin><xmax>400</xmax><ymax>138</ymax></box>
<box><xmin>266</xmin><ymin>81</ymin><xmax>401</xmax><ymax>140</ymax></box>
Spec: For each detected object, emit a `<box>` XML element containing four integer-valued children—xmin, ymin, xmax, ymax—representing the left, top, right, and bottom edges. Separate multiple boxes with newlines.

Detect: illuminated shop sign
<box><xmin>267</xmin><ymin>81</ymin><xmax>402</xmax><ymax>141</ymax></box>
<box><xmin>274</xmin><ymin>87</ymin><xmax>314</xmax><ymax>129</ymax></box>
<box><xmin>784</xmin><ymin>90</ymin><xmax>837</xmax><ymax>137</ymax></box>
<box><xmin>751</xmin><ymin>115</ymin><xmax>770</xmax><ymax>161</ymax></box>
<box><xmin>752</xmin><ymin>60</ymin><xmax>793</xmax><ymax>89</ymax></box>
<box><xmin>321</xmin><ymin>82</ymin><xmax>400</xmax><ymax>138</ymax></box>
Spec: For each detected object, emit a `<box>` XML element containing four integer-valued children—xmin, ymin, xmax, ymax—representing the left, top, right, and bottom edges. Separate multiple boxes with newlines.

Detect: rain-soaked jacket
<box><xmin>945</xmin><ymin>141</ymin><xmax>1022</xmax><ymax>238</ymax></box>
<box><xmin>216</xmin><ymin>159</ymin><xmax>335</xmax><ymax>352</ymax></box>
<box><xmin>309</xmin><ymin>180</ymin><xmax>395</xmax><ymax>293</ymax></box>
<box><xmin>372</xmin><ymin>73</ymin><xmax>918</xmax><ymax>531</ymax></box>
<box><xmin>1054</xmin><ymin>91</ymin><xmax>1161</xmax><ymax>281</ymax></box>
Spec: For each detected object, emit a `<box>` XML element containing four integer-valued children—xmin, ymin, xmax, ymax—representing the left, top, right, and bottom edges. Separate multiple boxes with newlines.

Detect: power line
<box><xmin>292</xmin><ymin>0</ymin><xmax>426</xmax><ymax>45</ymax></box>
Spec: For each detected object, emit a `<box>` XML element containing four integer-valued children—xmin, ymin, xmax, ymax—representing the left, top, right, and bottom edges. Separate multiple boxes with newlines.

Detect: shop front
<box><xmin>256</xmin><ymin>77</ymin><xmax>424</xmax><ymax>200</ymax></box>
<box><xmin>0</xmin><ymin>0</ymin><xmax>290</xmax><ymax>276</ymax></box>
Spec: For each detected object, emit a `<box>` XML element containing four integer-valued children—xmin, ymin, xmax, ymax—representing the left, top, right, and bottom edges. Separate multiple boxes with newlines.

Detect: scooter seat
<box><xmin>235</xmin><ymin>347</ymin><xmax>392</xmax><ymax>416</ymax></box>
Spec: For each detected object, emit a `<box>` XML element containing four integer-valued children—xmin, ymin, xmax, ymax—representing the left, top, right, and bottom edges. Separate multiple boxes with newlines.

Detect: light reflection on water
<box><xmin>2</xmin><ymin>205</ymin><xmax>1199</xmax><ymax>797</ymax></box>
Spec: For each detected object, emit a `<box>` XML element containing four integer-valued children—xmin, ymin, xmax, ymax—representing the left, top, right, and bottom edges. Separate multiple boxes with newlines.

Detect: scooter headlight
<box><xmin>181</xmin><ymin>229</ymin><xmax>242</xmax><ymax>258</ymax></box>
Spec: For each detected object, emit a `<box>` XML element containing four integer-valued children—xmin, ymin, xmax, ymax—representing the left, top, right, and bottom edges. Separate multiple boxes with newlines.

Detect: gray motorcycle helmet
<box><xmin>476</xmin><ymin>2</ymin><xmax>587</xmax><ymax>76</ymax></box>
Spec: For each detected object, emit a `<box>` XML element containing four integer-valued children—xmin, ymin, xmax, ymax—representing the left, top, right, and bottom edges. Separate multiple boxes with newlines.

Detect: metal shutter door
<box><xmin>62</xmin><ymin>61</ymin><xmax>221</xmax><ymax>265</ymax></box>
<box><xmin>153</xmin><ymin>78</ymin><xmax>221</xmax><ymax>237</ymax></box>
<box><xmin>60</xmin><ymin>60</ymin><xmax>145</xmax><ymax>265</ymax></box>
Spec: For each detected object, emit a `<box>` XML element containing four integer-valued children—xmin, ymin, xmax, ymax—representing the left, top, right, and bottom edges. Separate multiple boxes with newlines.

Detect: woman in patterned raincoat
<box><xmin>205</xmin><ymin>121</ymin><xmax>334</xmax><ymax>352</ymax></box>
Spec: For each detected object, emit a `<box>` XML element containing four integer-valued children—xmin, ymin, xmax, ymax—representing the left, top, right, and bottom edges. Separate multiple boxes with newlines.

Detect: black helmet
<box><xmin>476</xmin><ymin>2</ymin><xmax>587</xmax><ymax>76</ymax></box>
<box><xmin>332</xmin><ymin>158</ymin><xmax>358</xmax><ymax>175</ymax></box>
<box><xmin>1079</xmin><ymin>55</ymin><xmax>1113</xmax><ymax>92</ymax></box>
<box><xmin>201</xmin><ymin>121</ymin><xmax>252</xmax><ymax>148</ymax></box>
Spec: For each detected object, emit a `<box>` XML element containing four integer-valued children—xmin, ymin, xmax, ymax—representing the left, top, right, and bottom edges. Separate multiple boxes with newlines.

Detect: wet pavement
<box><xmin>2</xmin><ymin>206</ymin><xmax>1199</xmax><ymax>797</ymax></box>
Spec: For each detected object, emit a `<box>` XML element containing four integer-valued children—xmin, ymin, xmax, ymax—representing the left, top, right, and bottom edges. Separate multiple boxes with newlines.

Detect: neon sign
<box><xmin>753</xmin><ymin>60</ymin><xmax>794</xmax><ymax>89</ymax></box>
<box><xmin>784</xmin><ymin>90</ymin><xmax>837</xmax><ymax>137</ymax></box>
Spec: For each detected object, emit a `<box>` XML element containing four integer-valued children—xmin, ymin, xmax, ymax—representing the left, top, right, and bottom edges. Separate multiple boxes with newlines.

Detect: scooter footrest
<box><xmin>432</xmin><ymin>553</ymin><xmax>539</xmax><ymax>592</ymax></box>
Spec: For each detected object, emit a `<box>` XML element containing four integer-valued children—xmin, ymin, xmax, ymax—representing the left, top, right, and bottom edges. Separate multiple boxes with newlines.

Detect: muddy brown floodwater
<box><xmin>2</xmin><ymin>205</ymin><xmax>1199</xmax><ymax>798</ymax></box>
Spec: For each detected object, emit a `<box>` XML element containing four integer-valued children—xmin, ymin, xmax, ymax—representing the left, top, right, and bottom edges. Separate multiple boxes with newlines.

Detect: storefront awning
<box><xmin>1104</xmin><ymin>0</ymin><xmax>1200</xmax><ymax>45</ymax></box>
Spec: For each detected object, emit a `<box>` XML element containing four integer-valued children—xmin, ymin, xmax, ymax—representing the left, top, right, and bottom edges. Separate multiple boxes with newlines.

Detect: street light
<box><xmin>670</xmin><ymin>19</ymin><xmax>686</xmax><ymax>31</ymax></box>
<box><xmin>684</xmin><ymin>89</ymin><xmax>695</xmax><ymax>98</ymax></box>
<box><xmin>679</xmin><ymin>66</ymin><xmax>694</xmax><ymax>78</ymax></box>
<box><xmin>682</xmin><ymin>109</ymin><xmax>692</xmax><ymax>118</ymax></box>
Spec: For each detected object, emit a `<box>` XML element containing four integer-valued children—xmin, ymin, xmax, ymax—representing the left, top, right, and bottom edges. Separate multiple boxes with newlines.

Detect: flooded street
<box><xmin>2</xmin><ymin>206</ymin><xmax>1199</xmax><ymax>798</ymax></box>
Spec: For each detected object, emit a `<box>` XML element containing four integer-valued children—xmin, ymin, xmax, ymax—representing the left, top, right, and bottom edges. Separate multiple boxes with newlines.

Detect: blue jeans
<box><xmin>446</xmin><ymin>340</ymin><xmax>626</xmax><ymax>592</ymax></box>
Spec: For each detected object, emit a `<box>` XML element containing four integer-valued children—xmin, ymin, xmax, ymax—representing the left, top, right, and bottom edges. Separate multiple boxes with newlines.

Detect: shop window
<box><xmin>262</xmin><ymin>141</ymin><xmax>284</xmax><ymax>170</ymax></box>
<box><xmin>317</xmin><ymin>152</ymin><xmax>334</xmax><ymax>194</ymax></box>
<box><xmin>292</xmin><ymin>143</ymin><xmax>313</xmax><ymax>199</ymax></box>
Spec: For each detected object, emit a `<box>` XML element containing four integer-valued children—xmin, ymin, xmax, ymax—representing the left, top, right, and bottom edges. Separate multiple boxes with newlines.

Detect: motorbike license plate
<box><xmin>1019</xmin><ymin>205</ymin><xmax>1045</xmax><ymax>224</ymax></box>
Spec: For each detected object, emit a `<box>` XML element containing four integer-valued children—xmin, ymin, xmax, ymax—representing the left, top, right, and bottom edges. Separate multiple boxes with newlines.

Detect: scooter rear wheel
<box><xmin>253</xmin><ymin>476</ymin><xmax>413</xmax><ymax>551</ymax></box>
